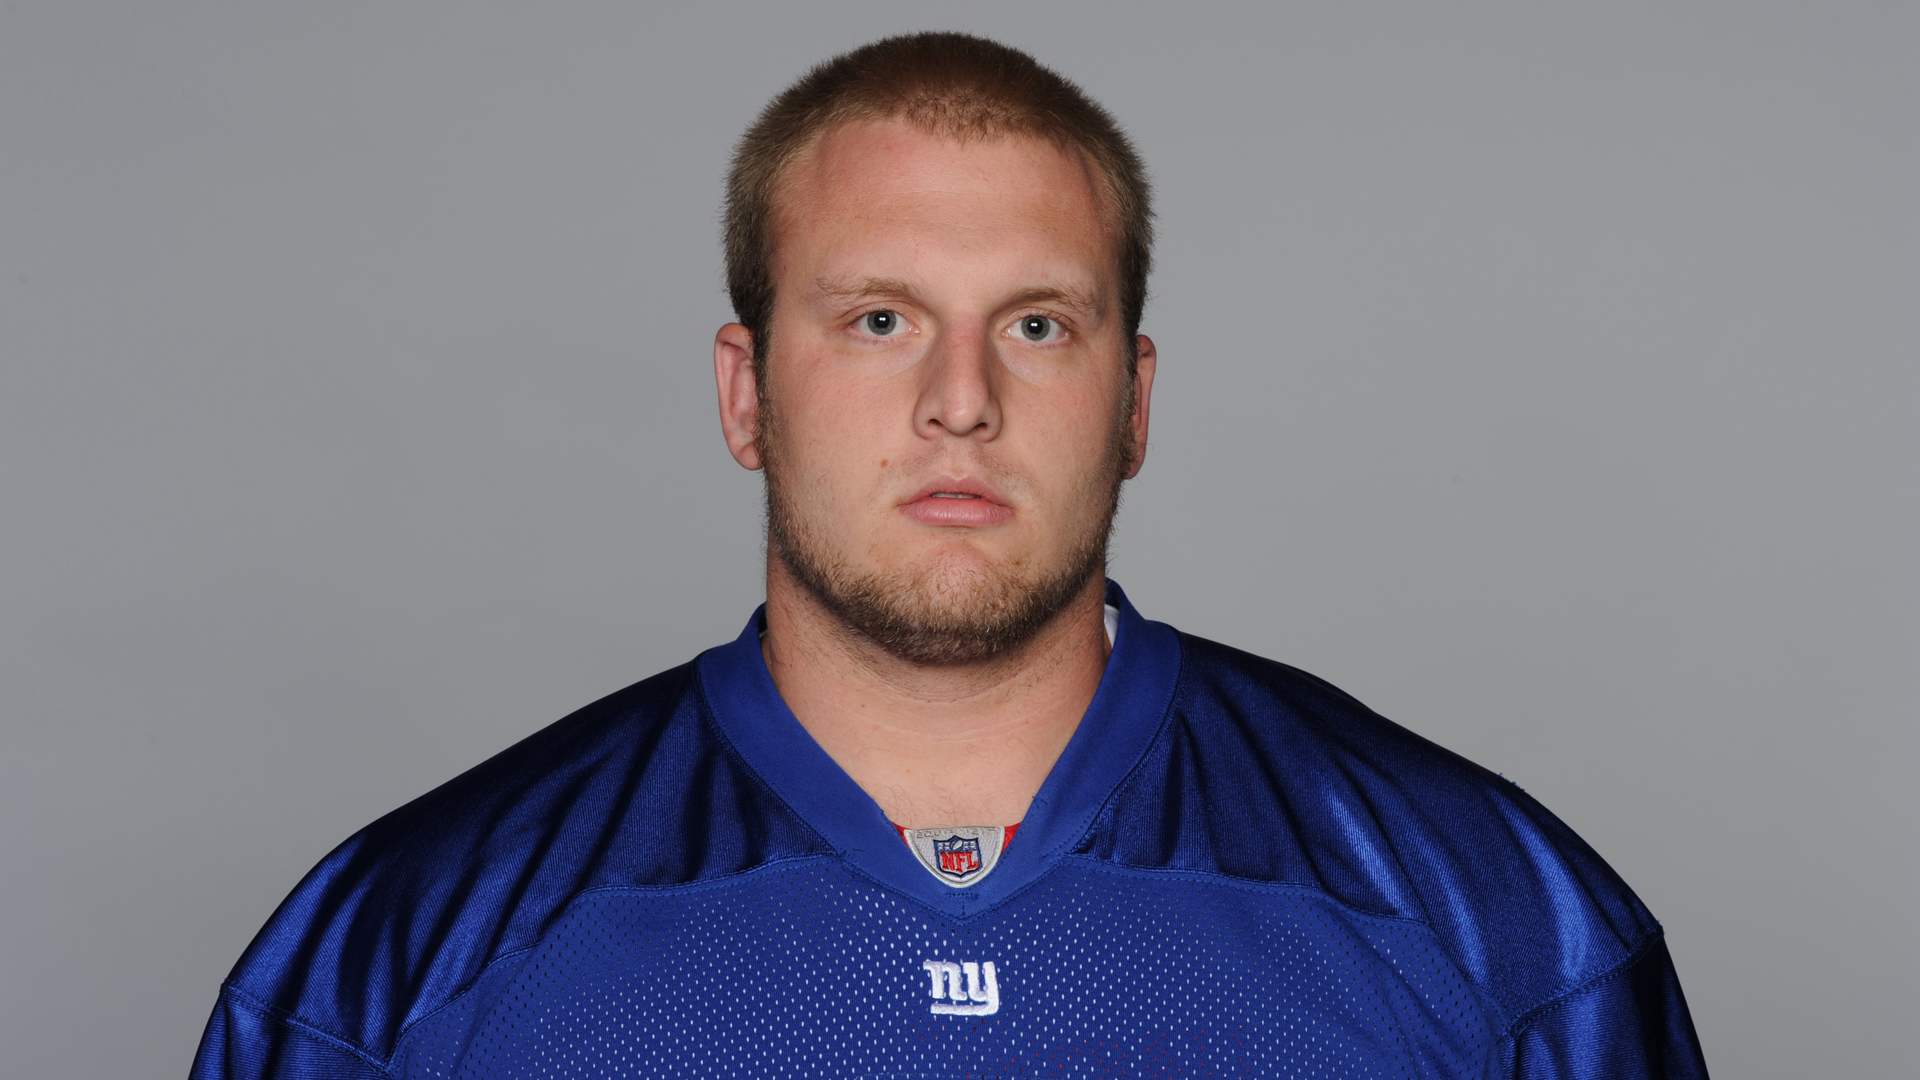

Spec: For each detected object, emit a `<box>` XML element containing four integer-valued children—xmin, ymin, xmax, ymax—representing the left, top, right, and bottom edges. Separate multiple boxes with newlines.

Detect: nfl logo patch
<box><xmin>934</xmin><ymin>835</ymin><xmax>982</xmax><ymax>878</ymax></box>
<box><xmin>904</xmin><ymin>824</ymin><xmax>1007</xmax><ymax>889</ymax></box>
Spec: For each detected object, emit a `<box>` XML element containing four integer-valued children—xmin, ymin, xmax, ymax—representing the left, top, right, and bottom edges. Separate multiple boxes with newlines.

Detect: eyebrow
<box><xmin>811</xmin><ymin>276</ymin><xmax>917</xmax><ymax>302</ymax></box>
<box><xmin>810</xmin><ymin>276</ymin><xmax>1105</xmax><ymax>315</ymax></box>
<box><xmin>1003</xmin><ymin>284</ymin><xmax>1104</xmax><ymax>315</ymax></box>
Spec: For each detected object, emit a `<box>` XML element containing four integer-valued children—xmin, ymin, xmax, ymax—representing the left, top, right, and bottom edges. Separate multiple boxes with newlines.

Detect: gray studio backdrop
<box><xmin>3</xmin><ymin>3</ymin><xmax>1913</xmax><ymax>1076</ymax></box>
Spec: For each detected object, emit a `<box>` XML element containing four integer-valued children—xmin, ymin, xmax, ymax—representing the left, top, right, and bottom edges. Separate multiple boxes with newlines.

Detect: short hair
<box><xmin>724</xmin><ymin>32</ymin><xmax>1153</xmax><ymax>376</ymax></box>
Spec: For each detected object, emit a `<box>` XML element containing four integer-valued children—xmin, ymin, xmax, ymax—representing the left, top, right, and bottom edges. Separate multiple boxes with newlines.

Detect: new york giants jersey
<box><xmin>191</xmin><ymin>584</ymin><xmax>1706</xmax><ymax>1079</ymax></box>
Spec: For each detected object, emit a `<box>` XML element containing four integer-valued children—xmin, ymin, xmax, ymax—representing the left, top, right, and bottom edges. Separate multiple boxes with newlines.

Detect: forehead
<box><xmin>772</xmin><ymin>119</ymin><xmax>1114</xmax><ymax>283</ymax></box>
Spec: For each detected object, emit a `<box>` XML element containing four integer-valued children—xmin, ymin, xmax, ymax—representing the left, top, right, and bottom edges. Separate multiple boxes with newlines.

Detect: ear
<box><xmin>714</xmin><ymin>323</ymin><xmax>764</xmax><ymax>471</ymax></box>
<box><xmin>1122</xmin><ymin>333</ymin><xmax>1156</xmax><ymax>479</ymax></box>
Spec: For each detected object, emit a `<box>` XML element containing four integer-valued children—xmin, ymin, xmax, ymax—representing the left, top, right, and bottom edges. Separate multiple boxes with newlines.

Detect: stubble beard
<box><xmin>759</xmin><ymin>396</ymin><xmax>1133</xmax><ymax>667</ymax></box>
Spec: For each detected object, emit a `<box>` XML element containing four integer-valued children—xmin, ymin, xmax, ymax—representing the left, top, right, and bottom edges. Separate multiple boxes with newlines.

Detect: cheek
<box><xmin>1018</xmin><ymin>380</ymin><xmax>1126</xmax><ymax>465</ymax></box>
<box><xmin>771</xmin><ymin>371</ymin><xmax>901</xmax><ymax>490</ymax></box>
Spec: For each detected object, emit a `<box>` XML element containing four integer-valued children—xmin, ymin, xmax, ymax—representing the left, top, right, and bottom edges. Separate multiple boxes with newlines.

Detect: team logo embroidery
<box><xmin>922</xmin><ymin>960</ymin><xmax>1000</xmax><ymax>1016</ymax></box>
<box><xmin>903</xmin><ymin>825</ymin><xmax>1007</xmax><ymax>888</ymax></box>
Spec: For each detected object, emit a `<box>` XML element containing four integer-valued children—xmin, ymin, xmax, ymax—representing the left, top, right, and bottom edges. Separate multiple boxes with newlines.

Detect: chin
<box><xmin>795</xmin><ymin>540</ymin><xmax>1100</xmax><ymax>667</ymax></box>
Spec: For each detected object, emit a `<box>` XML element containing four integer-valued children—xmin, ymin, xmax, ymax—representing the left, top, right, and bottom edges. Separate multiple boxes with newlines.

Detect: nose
<box><xmin>914</xmin><ymin>321</ymin><xmax>1002</xmax><ymax>441</ymax></box>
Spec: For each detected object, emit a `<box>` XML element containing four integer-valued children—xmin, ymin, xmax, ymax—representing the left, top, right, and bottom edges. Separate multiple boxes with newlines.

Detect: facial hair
<box><xmin>759</xmin><ymin>392</ymin><xmax>1133</xmax><ymax>667</ymax></box>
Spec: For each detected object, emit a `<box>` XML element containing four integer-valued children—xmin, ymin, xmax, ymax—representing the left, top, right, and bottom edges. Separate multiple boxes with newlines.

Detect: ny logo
<box><xmin>921</xmin><ymin>960</ymin><xmax>999</xmax><ymax>1016</ymax></box>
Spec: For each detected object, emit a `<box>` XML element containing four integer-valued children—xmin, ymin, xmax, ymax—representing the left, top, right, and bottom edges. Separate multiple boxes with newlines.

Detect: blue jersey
<box><xmin>192</xmin><ymin>584</ymin><xmax>1705</xmax><ymax>1079</ymax></box>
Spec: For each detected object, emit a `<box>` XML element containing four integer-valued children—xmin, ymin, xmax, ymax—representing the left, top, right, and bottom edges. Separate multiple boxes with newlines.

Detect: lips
<box><xmin>900</xmin><ymin>478</ymin><xmax>1014</xmax><ymax>528</ymax></box>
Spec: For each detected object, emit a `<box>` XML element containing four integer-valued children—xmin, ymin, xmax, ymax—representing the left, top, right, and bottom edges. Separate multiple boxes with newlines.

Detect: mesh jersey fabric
<box><xmin>190</xmin><ymin>582</ymin><xmax>1706</xmax><ymax>1079</ymax></box>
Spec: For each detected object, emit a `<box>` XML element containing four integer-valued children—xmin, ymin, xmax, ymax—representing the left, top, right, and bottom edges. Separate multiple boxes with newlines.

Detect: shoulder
<box><xmin>216</xmin><ymin>659</ymin><xmax>829</xmax><ymax>1067</ymax></box>
<box><xmin>1089</xmin><ymin>631</ymin><xmax>1665</xmax><ymax>1025</ymax></box>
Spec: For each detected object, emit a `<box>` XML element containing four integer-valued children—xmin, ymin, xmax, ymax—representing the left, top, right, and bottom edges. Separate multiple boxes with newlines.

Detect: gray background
<box><xmin>2</xmin><ymin>2</ymin><xmax>1913</xmax><ymax>1076</ymax></box>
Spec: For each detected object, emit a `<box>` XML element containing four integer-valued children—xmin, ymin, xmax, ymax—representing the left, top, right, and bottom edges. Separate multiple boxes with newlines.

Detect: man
<box><xmin>192</xmin><ymin>32</ymin><xmax>1707</xmax><ymax>1079</ymax></box>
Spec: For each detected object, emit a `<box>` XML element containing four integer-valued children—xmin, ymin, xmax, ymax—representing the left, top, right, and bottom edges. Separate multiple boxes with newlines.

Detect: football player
<box><xmin>193</xmin><ymin>32</ymin><xmax>1706</xmax><ymax>1079</ymax></box>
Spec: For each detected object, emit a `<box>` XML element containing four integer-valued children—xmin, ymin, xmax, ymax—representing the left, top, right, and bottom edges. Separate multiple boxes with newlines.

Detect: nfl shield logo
<box><xmin>933</xmin><ymin>835</ymin><xmax>982</xmax><ymax>878</ymax></box>
<box><xmin>904</xmin><ymin>824</ymin><xmax>1006</xmax><ymax>888</ymax></box>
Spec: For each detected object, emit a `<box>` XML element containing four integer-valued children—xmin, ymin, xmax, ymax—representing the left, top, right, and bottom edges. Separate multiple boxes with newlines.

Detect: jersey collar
<box><xmin>694</xmin><ymin>580</ymin><xmax>1183</xmax><ymax>918</ymax></box>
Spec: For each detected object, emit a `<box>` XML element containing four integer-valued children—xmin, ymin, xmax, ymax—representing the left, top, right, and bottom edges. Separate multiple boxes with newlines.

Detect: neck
<box><xmin>760</xmin><ymin>556</ymin><xmax>1111</xmax><ymax>830</ymax></box>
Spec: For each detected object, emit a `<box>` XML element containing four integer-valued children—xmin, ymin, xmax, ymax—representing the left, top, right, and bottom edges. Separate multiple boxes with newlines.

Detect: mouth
<box><xmin>901</xmin><ymin>478</ymin><xmax>1013</xmax><ymax>527</ymax></box>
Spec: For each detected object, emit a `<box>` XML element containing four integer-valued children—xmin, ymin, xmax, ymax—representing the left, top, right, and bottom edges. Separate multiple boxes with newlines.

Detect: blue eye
<box><xmin>1018</xmin><ymin>316</ymin><xmax>1058</xmax><ymax>342</ymax></box>
<box><xmin>864</xmin><ymin>310</ymin><xmax>900</xmax><ymax>335</ymax></box>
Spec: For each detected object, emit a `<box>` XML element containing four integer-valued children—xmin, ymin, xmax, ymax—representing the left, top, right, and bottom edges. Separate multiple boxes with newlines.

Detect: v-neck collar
<box><xmin>693</xmin><ymin>581</ymin><xmax>1184</xmax><ymax>918</ymax></box>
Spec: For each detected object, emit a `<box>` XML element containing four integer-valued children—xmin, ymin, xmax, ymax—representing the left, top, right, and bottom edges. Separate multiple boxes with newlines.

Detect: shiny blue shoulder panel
<box><xmin>1092</xmin><ymin>632</ymin><xmax>1687</xmax><ymax>1043</ymax></box>
<box><xmin>200</xmin><ymin>661</ymin><xmax>831</xmax><ymax>1070</ymax></box>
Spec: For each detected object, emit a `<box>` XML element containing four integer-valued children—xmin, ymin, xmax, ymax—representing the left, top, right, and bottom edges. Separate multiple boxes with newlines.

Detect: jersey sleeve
<box><xmin>190</xmin><ymin>987</ymin><xmax>390</xmax><ymax>1080</ymax></box>
<box><xmin>1502</xmin><ymin>937</ymin><xmax>1708</xmax><ymax>1079</ymax></box>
